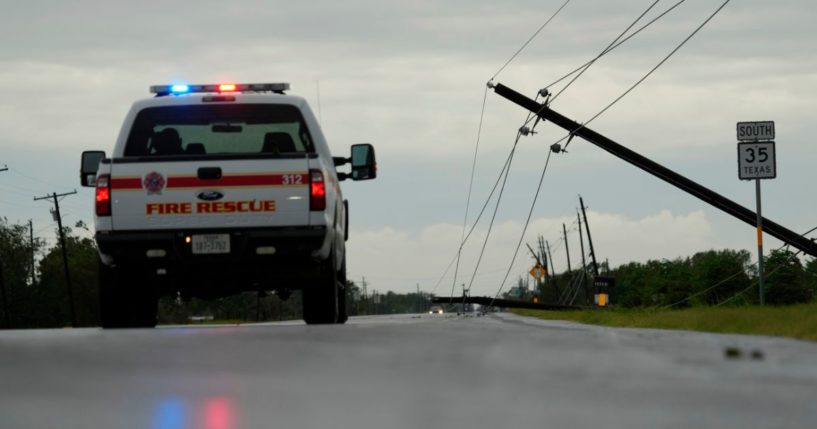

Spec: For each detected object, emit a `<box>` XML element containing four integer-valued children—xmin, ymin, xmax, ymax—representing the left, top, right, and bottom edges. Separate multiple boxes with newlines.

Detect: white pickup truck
<box><xmin>80</xmin><ymin>82</ymin><xmax>376</xmax><ymax>328</ymax></box>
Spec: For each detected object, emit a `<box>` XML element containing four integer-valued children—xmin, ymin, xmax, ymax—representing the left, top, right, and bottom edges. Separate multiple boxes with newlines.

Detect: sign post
<box><xmin>737</xmin><ymin>121</ymin><xmax>776</xmax><ymax>305</ymax></box>
<box><xmin>593</xmin><ymin>276</ymin><xmax>615</xmax><ymax>307</ymax></box>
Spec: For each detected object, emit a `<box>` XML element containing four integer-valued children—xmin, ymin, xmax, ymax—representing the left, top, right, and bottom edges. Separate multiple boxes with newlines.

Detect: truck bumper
<box><xmin>96</xmin><ymin>226</ymin><xmax>326</xmax><ymax>264</ymax></box>
<box><xmin>96</xmin><ymin>226</ymin><xmax>329</xmax><ymax>297</ymax></box>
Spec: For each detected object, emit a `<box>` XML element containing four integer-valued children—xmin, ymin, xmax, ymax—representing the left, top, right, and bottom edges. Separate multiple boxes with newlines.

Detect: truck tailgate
<box><xmin>109</xmin><ymin>158</ymin><xmax>311</xmax><ymax>231</ymax></box>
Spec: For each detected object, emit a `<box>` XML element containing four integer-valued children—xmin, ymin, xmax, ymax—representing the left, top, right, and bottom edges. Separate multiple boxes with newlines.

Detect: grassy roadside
<box><xmin>512</xmin><ymin>302</ymin><xmax>817</xmax><ymax>342</ymax></box>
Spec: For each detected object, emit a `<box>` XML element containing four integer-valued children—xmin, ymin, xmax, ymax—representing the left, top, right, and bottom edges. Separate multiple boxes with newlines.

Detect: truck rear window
<box><xmin>124</xmin><ymin>104</ymin><xmax>314</xmax><ymax>157</ymax></box>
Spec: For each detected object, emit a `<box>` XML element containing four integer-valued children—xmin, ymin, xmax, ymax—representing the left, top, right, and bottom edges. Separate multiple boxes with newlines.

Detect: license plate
<box><xmin>191</xmin><ymin>234</ymin><xmax>231</xmax><ymax>254</ymax></box>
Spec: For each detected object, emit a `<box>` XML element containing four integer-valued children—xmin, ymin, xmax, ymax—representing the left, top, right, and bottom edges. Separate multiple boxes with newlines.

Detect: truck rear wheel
<box><xmin>336</xmin><ymin>256</ymin><xmax>348</xmax><ymax>324</ymax></box>
<box><xmin>98</xmin><ymin>260</ymin><xmax>158</xmax><ymax>328</ymax></box>
<box><xmin>302</xmin><ymin>255</ymin><xmax>339</xmax><ymax>325</ymax></box>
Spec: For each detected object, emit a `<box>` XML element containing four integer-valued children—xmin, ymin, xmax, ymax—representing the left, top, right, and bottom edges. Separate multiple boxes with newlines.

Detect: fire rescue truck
<box><xmin>80</xmin><ymin>82</ymin><xmax>376</xmax><ymax>327</ymax></box>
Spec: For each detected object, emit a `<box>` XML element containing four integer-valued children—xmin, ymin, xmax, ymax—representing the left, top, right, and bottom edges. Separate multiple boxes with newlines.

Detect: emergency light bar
<box><xmin>149</xmin><ymin>82</ymin><xmax>290</xmax><ymax>96</ymax></box>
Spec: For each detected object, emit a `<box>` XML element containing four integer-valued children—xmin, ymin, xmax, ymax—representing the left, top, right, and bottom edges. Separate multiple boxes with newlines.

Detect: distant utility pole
<box><xmin>0</xmin><ymin>260</ymin><xmax>9</xmax><ymax>328</ymax></box>
<box><xmin>577</xmin><ymin>211</ymin><xmax>591</xmax><ymax>305</ymax></box>
<box><xmin>34</xmin><ymin>190</ymin><xmax>78</xmax><ymax>328</ymax></box>
<box><xmin>562</xmin><ymin>223</ymin><xmax>572</xmax><ymax>272</ymax></box>
<box><xmin>416</xmin><ymin>283</ymin><xmax>420</xmax><ymax>313</ymax></box>
<box><xmin>537</xmin><ymin>236</ymin><xmax>551</xmax><ymax>292</ymax></box>
<box><xmin>579</xmin><ymin>196</ymin><xmax>599</xmax><ymax>277</ymax></box>
<box><xmin>29</xmin><ymin>220</ymin><xmax>36</xmax><ymax>284</ymax></box>
<box><xmin>361</xmin><ymin>277</ymin><xmax>368</xmax><ymax>315</ymax></box>
<box><xmin>1</xmin><ymin>167</ymin><xmax>9</xmax><ymax>327</ymax></box>
<box><xmin>545</xmin><ymin>240</ymin><xmax>556</xmax><ymax>278</ymax></box>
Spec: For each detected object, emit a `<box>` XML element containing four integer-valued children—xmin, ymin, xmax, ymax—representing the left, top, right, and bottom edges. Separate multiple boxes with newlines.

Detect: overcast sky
<box><xmin>1</xmin><ymin>0</ymin><xmax>815</xmax><ymax>297</ymax></box>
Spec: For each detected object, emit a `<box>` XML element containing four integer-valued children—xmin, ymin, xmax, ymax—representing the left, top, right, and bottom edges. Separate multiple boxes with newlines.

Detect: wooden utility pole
<box><xmin>0</xmin><ymin>261</ymin><xmax>9</xmax><ymax>328</ymax></box>
<box><xmin>536</xmin><ymin>237</ymin><xmax>546</xmax><ymax>279</ymax></box>
<box><xmin>492</xmin><ymin>83</ymin><xmax>817</xmax><ymax>257</ymax></box>
<box><xmin>562</xmin><ymin>223</ymin><xmax>571</xmax><ymax>272</ymax></box>
<box><xmin>0</xmin><ymin>166</ymin><xmax>8</xmax><ymax>327</ymax></box>
<box><xmin>579</xmin><ymin>196</ymin><xmax>599</xmax><ymax>277</ymax></box>
<box><xmin>545</xmin><ymin>240</ymin><xmax>556</xmax><ymax>278</ymax></box>
<box><xmin>34</xmin><ymin>190</ymin><xmax>77</xmax><ymax>327</ymax></box>
<box><xmin>577</xmin><ymin>211</ymin><xmax>591</xmax><ymax>305</ymax></box>
<box><xmin>29</xmin><ymin>220</ymin><xmax>36</xmax><ymax>284</ymax></box>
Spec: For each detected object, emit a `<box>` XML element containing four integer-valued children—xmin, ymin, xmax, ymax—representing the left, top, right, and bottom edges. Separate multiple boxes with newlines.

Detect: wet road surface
<box><xmin>2</xmin><ymin>312</ymin><xmax>816</xmax><ymax>428</ymax></box>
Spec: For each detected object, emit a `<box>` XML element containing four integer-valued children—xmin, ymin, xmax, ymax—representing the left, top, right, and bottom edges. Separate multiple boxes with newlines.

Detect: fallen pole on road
<box><xmin>432</xmin><ymin>296</ymin><xmax>582</xmax><ymax>311</ymax></box>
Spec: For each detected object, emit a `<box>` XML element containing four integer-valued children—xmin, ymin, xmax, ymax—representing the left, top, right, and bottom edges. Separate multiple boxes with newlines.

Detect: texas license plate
<box><xmin>191</xmin><ymin>234</ymin><xmax>231</xmax><ymax>254</ymax></box>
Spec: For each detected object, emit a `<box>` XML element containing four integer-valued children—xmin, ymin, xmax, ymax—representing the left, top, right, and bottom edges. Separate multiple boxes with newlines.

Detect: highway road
<box><xmin>2</xmin><ymin>312</ymin><xmax>816</xmax><ymax>429</ymax></box>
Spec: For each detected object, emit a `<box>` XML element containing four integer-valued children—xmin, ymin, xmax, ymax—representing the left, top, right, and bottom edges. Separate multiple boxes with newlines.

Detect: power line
<box><xmin>715</xmin><ymin>248</ymin><xmax>804</xmax><ymax>307</ymax></box>
<box><xmin>460</xmin><ymin>92</ymin><xmax>547</xmax><ymax>296</ymax></box>
<box><xmin>490</xmin><ymin>0</ymin><xmax>573</xmax><ymax>81</ymax></box>
<box><xmin>489</xmin><ymin>149</ymin><xmax>555</xmax><ymax>307</ymax></box>
<box><xmin>8</xmin><ymin>167</ymin><xmax>71</xmax><ymax>191</ymax></box>
<box><xmin>543</xmin><ymin>0</ymin><xmax>688</xmax><ymax>92</ymax></box>
<box><xmin>550</xmin><ymin>0</ymin><xmax>662</xmax><ymax>103</ymax></box>
<box><xmin>498</xmin><ymin>0</ymin><xmax>729</xmax><ymax>184</ymax></box>
<box><xmin>451</xmin><ymin>86</ymin><xmax>490</xmax><ymax>304</ymax></box>
<box><xmin>531</xmin><ymin>0</ymin><xmax>732</xmax><ymax>131</ymax></box>
<box><xmin>464</xmin><ymin>132</ymin><xmax>523</xmax><ymax>296</ymax></box>
<box><xmin>430</xmin><ymin>145</ymin><xmax>520</xmax><ymax>296</ymax></box>
<box><xmin>662</xmin><ymin>225</ymin><xmax>817</xmax><ymax>309</ymax></box>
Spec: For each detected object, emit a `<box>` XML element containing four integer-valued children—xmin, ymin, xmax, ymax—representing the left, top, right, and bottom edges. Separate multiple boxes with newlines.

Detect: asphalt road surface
<box><xmin>2</xmin><ymin>312</ymin><xmax>816</xmax><ymax>429</ymax></box>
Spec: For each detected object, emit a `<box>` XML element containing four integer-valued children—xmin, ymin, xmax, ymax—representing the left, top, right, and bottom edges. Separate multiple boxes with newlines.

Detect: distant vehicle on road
<box><xmin>429</xmin><ymin>306</ymin><xmax>444</xmax><ymax>315</ymax></box>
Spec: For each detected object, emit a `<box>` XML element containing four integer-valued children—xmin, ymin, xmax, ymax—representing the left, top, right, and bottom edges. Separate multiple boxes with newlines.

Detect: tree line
<box><xmin>516</xmin><ymin>248</ymin><xmax>817</xmax><ymax>308</ymax></box>
<box><xmin>3</xmin><ymin>218</ymin><xmax>816</xmax><ymax>328</ymax></box>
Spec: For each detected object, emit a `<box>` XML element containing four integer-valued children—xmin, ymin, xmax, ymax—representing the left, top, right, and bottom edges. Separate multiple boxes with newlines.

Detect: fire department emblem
<box><xmin>143</xmin><ymin>172</ymin><xmax>166</xmax><ymax>195</ymax></box>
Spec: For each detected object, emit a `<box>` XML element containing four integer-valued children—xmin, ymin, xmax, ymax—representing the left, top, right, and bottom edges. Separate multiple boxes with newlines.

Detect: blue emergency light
<box><xmin>170</xmin><ymin>84</ymin><xmax>190</xmax><ymax>93</ymax></box>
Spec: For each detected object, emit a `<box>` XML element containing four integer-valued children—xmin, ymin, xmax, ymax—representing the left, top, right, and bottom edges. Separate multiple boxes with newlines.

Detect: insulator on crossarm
<box><xmin>519</xmin><ymin>126</ymin><xmax>536</xmax><ymax>136</ymax></box>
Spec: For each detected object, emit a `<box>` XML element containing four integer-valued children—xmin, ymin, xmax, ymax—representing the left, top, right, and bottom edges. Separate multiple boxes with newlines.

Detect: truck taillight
<box><xmin>310</xmin><ymin>170</ymin><xmax>326</xmax><ymax>211</ymax></box>
<box><xmin>96</xmin><ymin>174</ymin><xmax>111</xmax><ymax>216</ymax></box>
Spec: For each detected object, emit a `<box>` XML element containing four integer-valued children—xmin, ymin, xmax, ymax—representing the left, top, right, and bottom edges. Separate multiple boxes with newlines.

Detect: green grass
<box><xmin>513</xmin><ymin>302</ymin><xmax>817</xmax><ymax>342</ymax></box>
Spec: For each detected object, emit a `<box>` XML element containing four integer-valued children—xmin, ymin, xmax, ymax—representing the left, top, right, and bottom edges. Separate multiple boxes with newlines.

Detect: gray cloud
<box><xmin>2</xmin><ymin>0</ymin><xmax>815</xmax><ymax>293</ymax></box>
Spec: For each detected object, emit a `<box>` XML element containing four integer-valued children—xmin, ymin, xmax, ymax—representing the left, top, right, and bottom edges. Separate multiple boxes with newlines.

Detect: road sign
<box><xmin>593</xmin><ymin>276</ymin><xmax>615</xmax><ymax>290</ymax></box>
<box><xmin>738</xmin><ymin>141</ymin><xmax>776</xmax><ymax>180</ymax></box>
<box><xmin>737</xmin><ymin>121</ymin><xmax>775</xmax><ymax>141</ymax></box>
<box><xmin>529</xmin><ymin>263</ymin><xmax>546</xmax><ymax>280</ymax></box>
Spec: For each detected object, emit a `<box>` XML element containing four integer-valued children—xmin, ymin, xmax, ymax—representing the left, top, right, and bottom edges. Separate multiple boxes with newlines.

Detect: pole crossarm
<box><xmin>492</xmin><ymin>83</ymin><xmax>817</xmax><ymax>258</ymax></box>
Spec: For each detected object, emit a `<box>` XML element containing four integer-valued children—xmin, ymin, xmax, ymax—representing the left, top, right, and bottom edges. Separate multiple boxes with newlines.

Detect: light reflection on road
<box><xmin>154</xmin><ymin>397</ymin><xmax>234</xmax><ymax>429</ymax></box>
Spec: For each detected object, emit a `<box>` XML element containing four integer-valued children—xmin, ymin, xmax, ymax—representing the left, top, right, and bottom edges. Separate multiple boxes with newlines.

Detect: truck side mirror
<box><xmin>80</xmin><ymin>150</ymin><xmax>106</xmax><ymax>187</ymax></box>
<box><xmin>350</xmin><ymin>144</ymin><xmax>376</xmax><ymax>181</ymax></box>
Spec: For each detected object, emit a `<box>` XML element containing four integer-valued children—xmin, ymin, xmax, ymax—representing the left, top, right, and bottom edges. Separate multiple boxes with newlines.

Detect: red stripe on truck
<box><xmin>110</xmin><ymin>173</ymin><xmax>308</xmax><ymax>190</ymax></box>
<box><xmin>110</xmin><ymin>178</ymin><xmax>143</xmax><ymax>190</ymax></box>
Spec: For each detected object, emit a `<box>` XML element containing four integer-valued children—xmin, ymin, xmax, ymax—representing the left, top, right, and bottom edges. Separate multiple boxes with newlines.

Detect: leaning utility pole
<box><xmin>490</xmin><ymin>83</ymin><xmax>817</xmax><ymax>258</ymax></box>
<box><xmin>537</xmin><ymin>236</ymin><xmax>550</xmax><ymax>286</ymax></box>
<box><xmin>562</xmin><ymin>223</ymin><xmax>572</xmax><ymax>272</ymax></box>
<box><xmin>579</xmin><ymin>196</ymin><xmax>600</xmax><ymax>277</ymax></box>
<box><xmin>34</xmin><ymin>190</ymin><xmax>77</xmax><ymax>327</ymax></box>
<box><xmin>545</xmin><ymin>240</ymin><xmax>556</xmax><ymax>278</ymax></box>
<box><xmin>577</xmin><ymin>211</ymin><xmax>591</xmax><ymax>305</ymax></box>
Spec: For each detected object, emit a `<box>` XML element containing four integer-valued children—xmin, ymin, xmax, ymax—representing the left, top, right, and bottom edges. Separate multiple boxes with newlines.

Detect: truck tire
<box><xmin>98</xmin><ymin>260</ymin><xmax>158</xmax><ymax>328</ymax></box>
<box><xmin>302</xmin><ymin>254</ymin><xmax>339</xmax><ymax>325</ymax></box>
<box><xmin>336</xmin><ymin>256</ymin><xmax>348</xmax><ymax>324</ymax></box>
